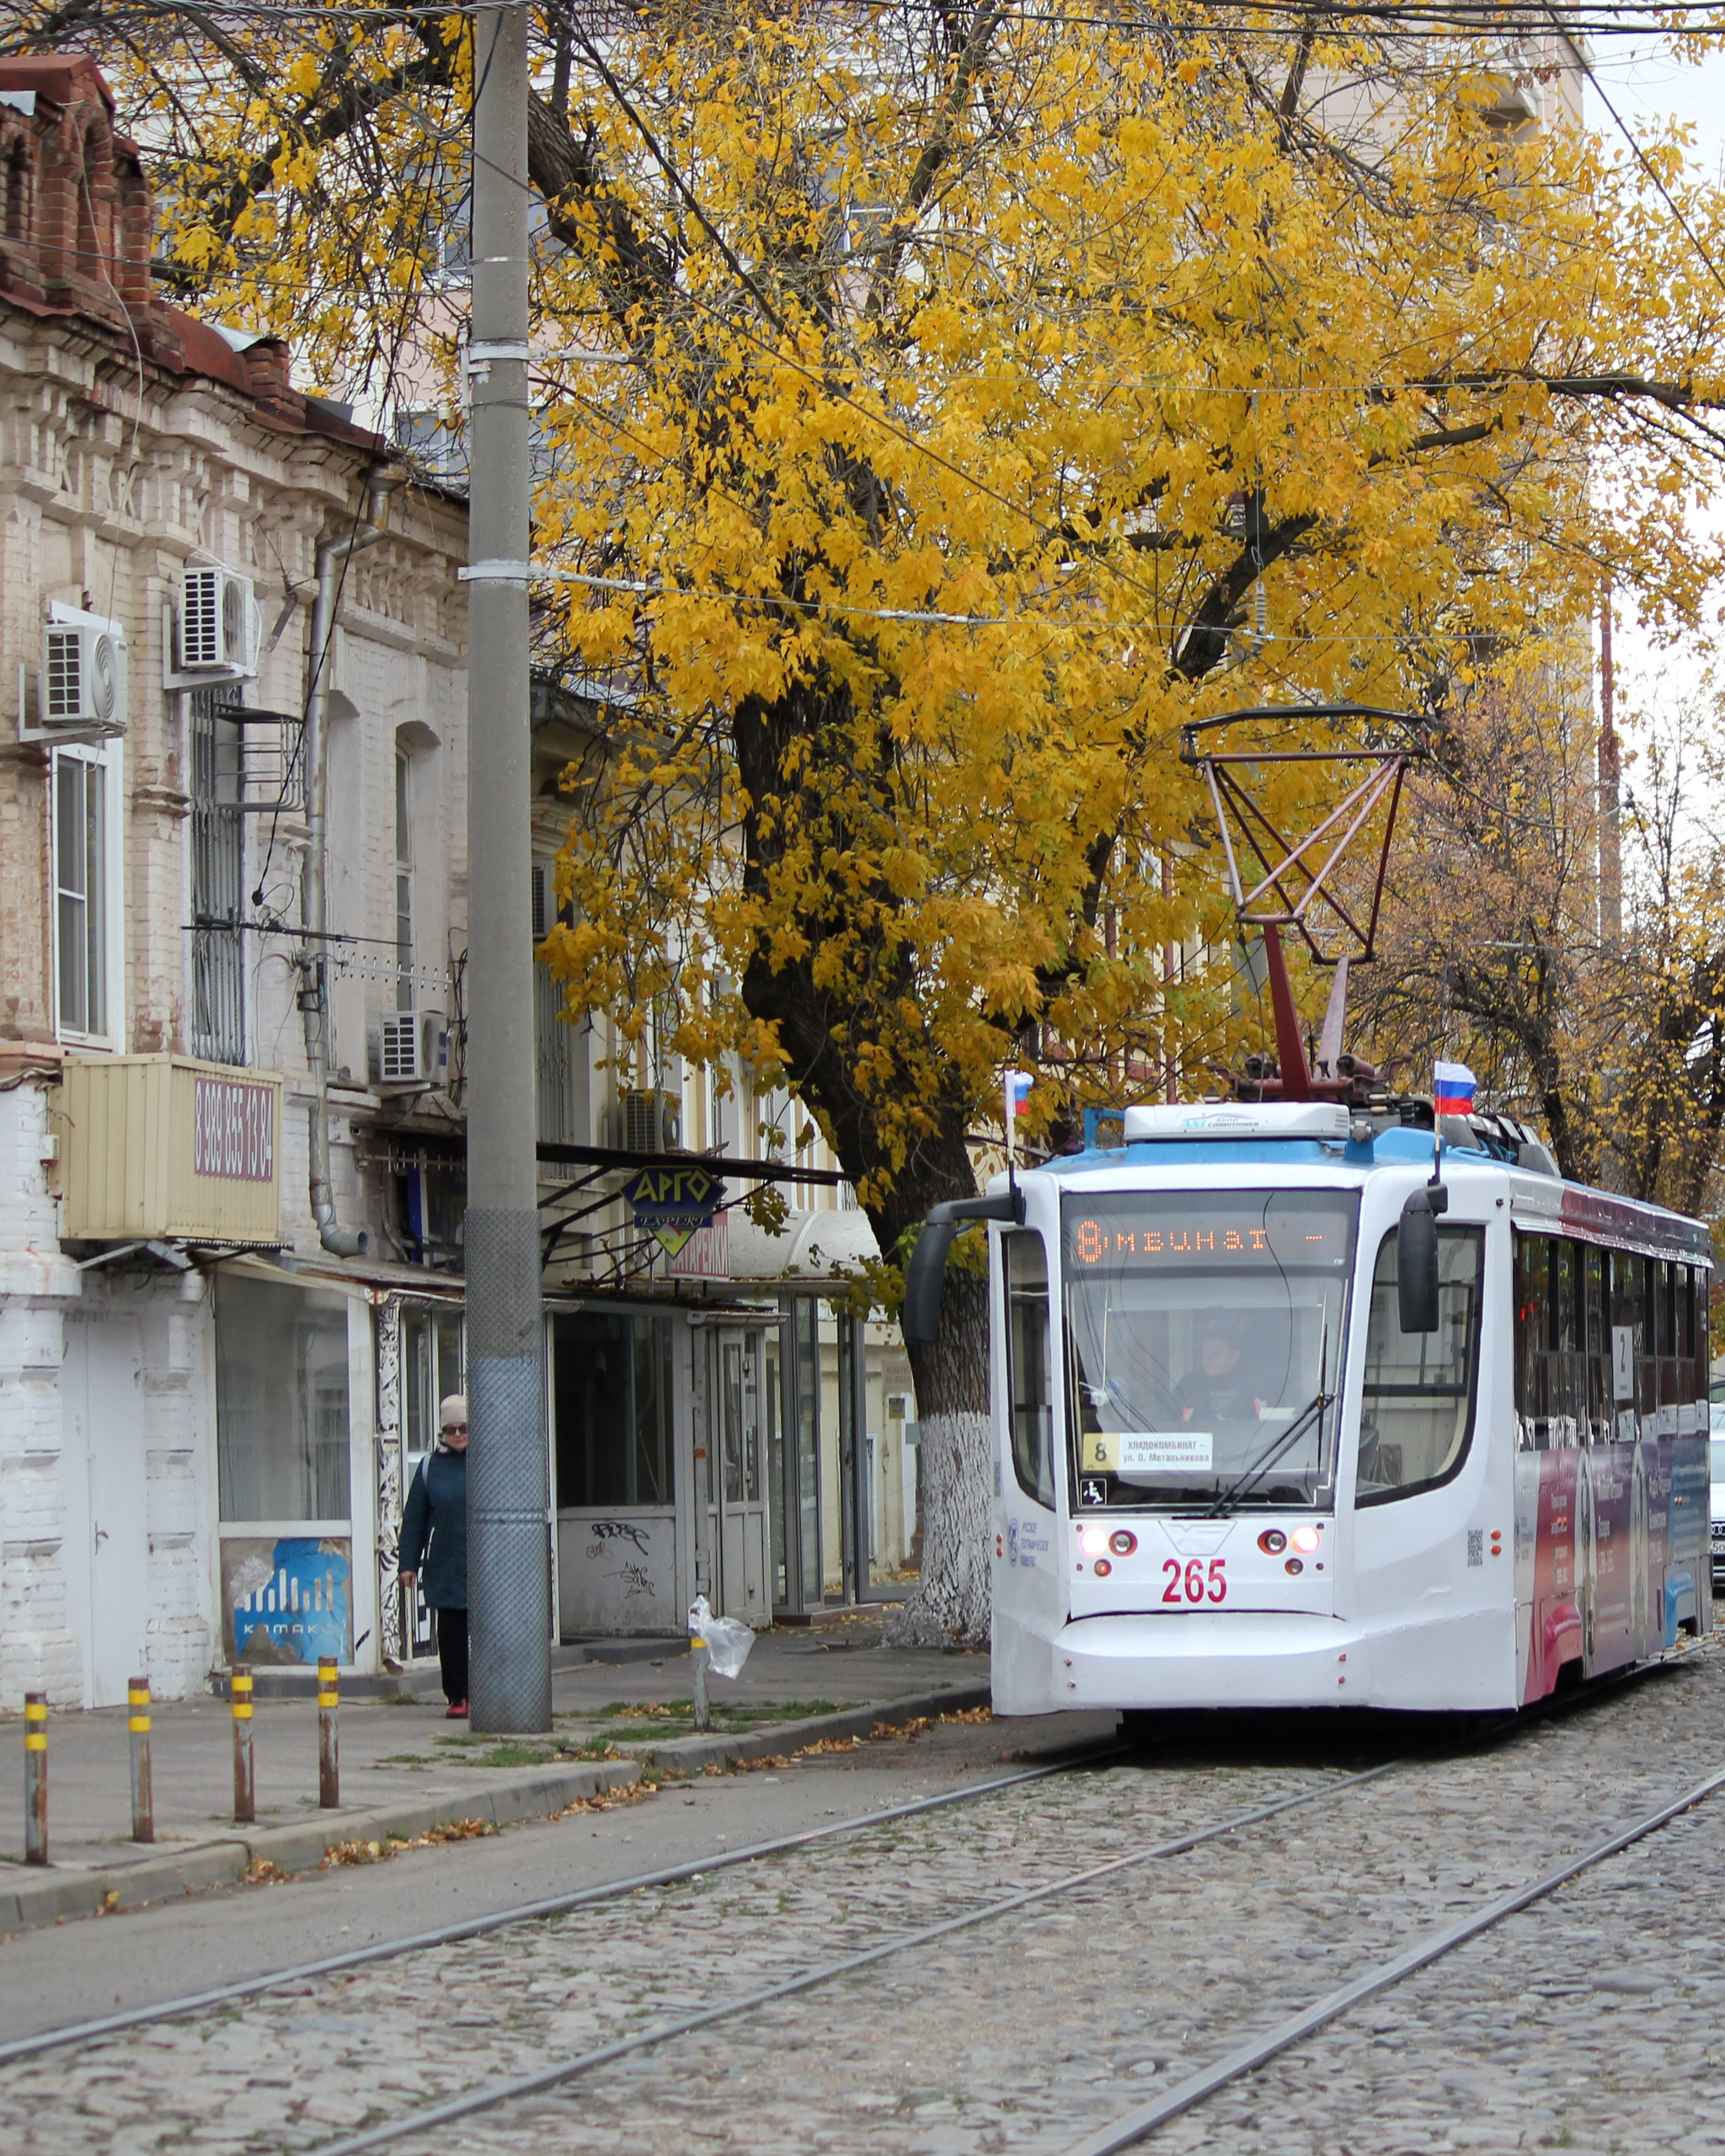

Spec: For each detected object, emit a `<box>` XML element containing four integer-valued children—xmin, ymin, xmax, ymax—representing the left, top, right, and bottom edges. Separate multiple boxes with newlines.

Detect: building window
<box><xmin>532</xmin><ymin>860</ymin><xmax>589</xmax><ymax>1145</ymax></box>
<box><xmin>54</xmin><ymin>747</ymin><xmax>108</xmax><ymax>1038</ymax></box>
<box><xmin>190</xmin><ymin>689</ymin><xmax>245</xmax><ymax>1064</ymax></box>
<box><xmin>552</xmin><ymin>1310</ymin><xmax>674</xmax><ymax>1507</ymax></box>
<box><xmin>395</xmin><ymin>749</ymin><xmax>414</xmax><ymax>1011</ymax></box>
<box><xmin>216</xmin><ymin>1273</ymin><xmax>353</xmax><ymax>1522</ymax></box>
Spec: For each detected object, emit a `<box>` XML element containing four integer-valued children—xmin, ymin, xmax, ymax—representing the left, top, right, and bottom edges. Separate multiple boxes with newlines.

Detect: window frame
<box><xmin>51</xmin><ymin>738</ymin><xmax>124</xmax><ymax>1049</ymax></box>
<box><xmin>1002</xmin><ymin>1228</ymin><xmax>1055</xmax><ymax>1511</ymax></box>
<box><xmin>1356</xmin><ymin>1219</ymin><xmax>1486</xmax><ymax>1508</ymax></box>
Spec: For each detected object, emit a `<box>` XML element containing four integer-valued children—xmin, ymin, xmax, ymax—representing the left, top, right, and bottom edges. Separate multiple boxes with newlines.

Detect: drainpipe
<box><xmin>300</xmin><ymin>465</ymin><xmax>405</xmax><ymax>1257</ymax></box>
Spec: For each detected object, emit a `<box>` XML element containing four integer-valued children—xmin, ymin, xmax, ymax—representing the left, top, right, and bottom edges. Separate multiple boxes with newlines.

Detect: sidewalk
<box><xmin>0</xmin><ymin>1620</ymin><xmax>989</xmax><ymax>1932</ymax></box>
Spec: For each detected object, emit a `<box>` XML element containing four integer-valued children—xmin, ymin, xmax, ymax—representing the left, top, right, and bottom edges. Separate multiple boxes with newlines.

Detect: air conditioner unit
<box><xmin>618</xmin><ymin>1086</ymin><xmax>681</xmax><ymax>1151</ymax></box>
<box><xmin>180</xmin><ymin>566</ymin><xmax>262</xmax><ymax>675</ymax></box>
<box><xmin>370</xmin><ymin>1009</ymin><xmax>446</xmax><ymax>1091</ymax></box>
<box><xmin>21</xmin><ymin>608</ymin><xmax>128</xmax><ymax>740</ymax></box>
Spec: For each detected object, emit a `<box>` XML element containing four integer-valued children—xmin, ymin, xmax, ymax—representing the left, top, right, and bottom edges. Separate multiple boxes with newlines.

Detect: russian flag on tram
<box><xmin>1005</xmin><ymin>1070</ymin><xmax>1033</xmax><ymax>1127</ymax></box>
<box><xmin>1434</xmin><ymin>1059</ymin><xmax>1477</xmax><ymax>1113</ymax></box>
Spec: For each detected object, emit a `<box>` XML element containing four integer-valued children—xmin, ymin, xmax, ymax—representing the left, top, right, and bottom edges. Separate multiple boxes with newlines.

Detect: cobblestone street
<box><xmin>5</xmin><ymin>1646</ymin><xmax>1725</xmax><ymax>2154</ymax></box>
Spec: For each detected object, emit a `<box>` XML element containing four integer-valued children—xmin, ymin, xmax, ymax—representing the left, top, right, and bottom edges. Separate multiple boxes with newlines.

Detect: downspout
<box><xmin>301</xmin><ymin>465</ymin><xmax>405</xmax><ymax>1257</ymax></box>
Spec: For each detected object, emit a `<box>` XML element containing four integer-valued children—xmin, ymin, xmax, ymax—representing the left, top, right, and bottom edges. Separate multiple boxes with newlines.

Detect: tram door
<box><xmin>713</xmin><ymin>1328</ymin><xmax>769</xmax><ymax>1624</ymax></box>
<box><xmin>1348</xmin><ymin>1219</ymin><xmax>1496</xmax><ymax>1701</ymax></box>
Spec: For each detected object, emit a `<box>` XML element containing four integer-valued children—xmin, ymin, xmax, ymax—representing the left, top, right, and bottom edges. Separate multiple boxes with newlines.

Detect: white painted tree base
<box><xmin>885</xmin><ymin>1410</ymin><xmax>991</xmax><ymax>1647</ymax></box>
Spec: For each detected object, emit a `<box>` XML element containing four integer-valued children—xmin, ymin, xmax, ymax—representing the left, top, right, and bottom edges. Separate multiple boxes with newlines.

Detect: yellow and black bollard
<box><xmin>24</xmin><ymin>1691</ymin><xmax>46</xmax><ymax>1865</ymax></box>
<box><xmin>231</xmin><ymin>1664</ymin><xmax>254</xmax><ymax>1825</ymax></box>
<box><xmin>317</xmin><ymin>1657</ymin><xmax>339</xmax><ymax>1810</ymax></box>
<box><xmin>128</xmin><ymin>1676</ymin><xmax>154</xmax><ymax>1843</ymax></box>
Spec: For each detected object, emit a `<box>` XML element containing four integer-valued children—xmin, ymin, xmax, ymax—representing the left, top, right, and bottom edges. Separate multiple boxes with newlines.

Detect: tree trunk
<box><xmin>887</xmin><ymin>1267</ymin><xmax>992</xmax><ymax>1646</ymax></box>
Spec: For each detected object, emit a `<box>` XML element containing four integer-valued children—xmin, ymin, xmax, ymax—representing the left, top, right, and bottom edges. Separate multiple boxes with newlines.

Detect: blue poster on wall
<box><xmin>222</xmin><ymin>1536</ymin><xmax>352</xmax><ymax>1665</ymax></box>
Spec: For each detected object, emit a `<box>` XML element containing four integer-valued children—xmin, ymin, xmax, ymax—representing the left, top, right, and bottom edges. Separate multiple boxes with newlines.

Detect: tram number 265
<box><xmin>1163</xmin><ymin>1557</ymin><xmax>1227</xmax><ymax>1604</ymax></box>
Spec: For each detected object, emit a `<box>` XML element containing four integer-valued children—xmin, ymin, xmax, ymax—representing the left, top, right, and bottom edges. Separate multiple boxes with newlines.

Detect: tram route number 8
<box><xmin>1162</xmin><ymin>1557</ymin><xmax>1227</xmax><ymax>1604</ymax></box>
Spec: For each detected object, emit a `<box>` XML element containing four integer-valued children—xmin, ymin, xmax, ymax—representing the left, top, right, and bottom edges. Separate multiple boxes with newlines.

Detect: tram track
<box><xmin>0</xmin><ymin>1750</ymin><xmax>1114</xmax><ymax>2069</ymax></box>
<box><xmin>306</xmin><ymin>1758</ymin><xmax>1402</xmax><ymax>2156</ymax></box>
<box><xmin>1064</xmin><ymin>1753</ymin><xmax>1725</xmax><ymax>2154</ymax></box>
<box><xmin>1</xmin><ymin>1655</ymin><xmax>1706</xmax><ymax>2156</ymax></box>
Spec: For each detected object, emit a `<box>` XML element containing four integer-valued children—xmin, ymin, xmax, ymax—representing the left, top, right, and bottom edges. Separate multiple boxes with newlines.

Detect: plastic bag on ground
<box><xmin>687</xmin><ymin>1594</ymin><xmax>756</xmax><ymax>1680</ymax></box>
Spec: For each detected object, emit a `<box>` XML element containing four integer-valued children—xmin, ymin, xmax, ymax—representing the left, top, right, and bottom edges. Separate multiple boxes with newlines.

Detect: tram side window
<box><xmin>1357</xmin><ymin>1225</ymin><xmax>1484</xmax><ymax>1504</ymax></box>
<box><xmin>1608</xmin><ymin>1249</ymin><xmax>1642</xmax><ymax>1426</ymax></box>
<box><xmin>1583</xmin><ymin>1244</ymin><xmax>1609</xmax><ymax>1441</ymax></box>
<box><xmin>1516</xmin><ymin>1235</ymin><xmax>1605</xmax><ymax>1448</ymax></box>
<box><xmin>1003</xmin><ymin>1231</ymin><xmax>1055</xmax><ymax>1509</ymax></box>
<box><xmin>1514</xmin><ymin>1235</ymin><xmax>1551</xmax><ymax>1447</ymax></box>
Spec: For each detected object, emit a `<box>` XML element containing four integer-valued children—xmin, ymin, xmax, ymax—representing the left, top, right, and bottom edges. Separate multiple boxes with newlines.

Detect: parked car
<box><xmin>1711</xmin><ymin>1402</ymin><xmax>1725</xmax><ymax>1589</ymax></box>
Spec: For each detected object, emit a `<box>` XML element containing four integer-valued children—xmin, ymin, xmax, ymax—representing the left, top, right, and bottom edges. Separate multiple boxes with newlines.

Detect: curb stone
<box><xmin>0</xmin><ymin>1680</ymin><xmax>991</xmax><ymax>1934</ymax></box>
<box><xmin>622</xmin><ymin>1680</ymin><xmax>993</xmax><ymax>1774</ymax></box>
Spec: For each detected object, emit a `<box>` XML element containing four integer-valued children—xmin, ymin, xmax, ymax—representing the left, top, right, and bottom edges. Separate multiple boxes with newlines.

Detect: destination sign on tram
<box><xmin>1065</xmin><ymin>1194</ymin><xmax>1355</xmax><ymax>1270</ymax></box>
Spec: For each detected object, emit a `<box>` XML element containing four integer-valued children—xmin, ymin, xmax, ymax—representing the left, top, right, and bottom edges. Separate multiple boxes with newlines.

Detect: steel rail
<box><xmin>0</xmin><ymin>1749</ymin><xmax>1114</xmax><ymax>2068</ymax></box>
<box><xmin>309</xmin><ymin>1762</ymin><xmax>1402</xmax><ymax>2156</ymax></box>
<box><xmin>1065</xmin><ymin>1756</ymin><xmax>1725</xmax><ymax>2154</ymax></box>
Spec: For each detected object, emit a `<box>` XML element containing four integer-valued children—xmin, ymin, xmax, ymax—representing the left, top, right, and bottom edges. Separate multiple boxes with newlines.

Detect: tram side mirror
<box><xmin>1397</xmin><ymin>1185</ymin><xmax>1445</xmax><ymax>1333</ymax></box>
<box><xmin>901</xmin><ymin>1191</ymin><xmax>1023</xmax><ymax>1345</ymax></box>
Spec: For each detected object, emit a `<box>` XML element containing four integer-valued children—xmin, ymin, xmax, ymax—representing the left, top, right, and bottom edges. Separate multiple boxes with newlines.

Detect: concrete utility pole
<box><xmin>465</xmin><ymin>0</ymin><xmax>551</xmax><ymax>1734</ymax></box>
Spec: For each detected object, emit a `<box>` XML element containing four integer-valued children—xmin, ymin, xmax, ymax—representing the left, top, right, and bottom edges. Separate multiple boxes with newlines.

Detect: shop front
<box><xmin>212</xmin><ymin>1262</ymin><xmax>375</xmax><ymax>1672</ymax></box>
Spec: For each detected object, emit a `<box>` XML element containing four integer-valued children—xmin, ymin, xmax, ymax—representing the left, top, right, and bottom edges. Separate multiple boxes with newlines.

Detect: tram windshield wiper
<box><xmin>1204</xmin><ymin>1390</ymin><xmax>1330</xmax><ymax>1518</ymax></box>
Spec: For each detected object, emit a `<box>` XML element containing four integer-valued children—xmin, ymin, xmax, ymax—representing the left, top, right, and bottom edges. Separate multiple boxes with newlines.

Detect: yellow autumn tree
<box><xmin>24</xmin><ymin>2</ymin><xmax>1725</xmax><ymax>1638</ymax></box>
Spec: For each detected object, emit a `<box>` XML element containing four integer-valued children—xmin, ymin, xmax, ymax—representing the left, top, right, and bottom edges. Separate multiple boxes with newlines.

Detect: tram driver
<box><xmin>1174</xmin><ymin>1314</ymin><xmax>1264</xmax><ymax>1434</ymax></box>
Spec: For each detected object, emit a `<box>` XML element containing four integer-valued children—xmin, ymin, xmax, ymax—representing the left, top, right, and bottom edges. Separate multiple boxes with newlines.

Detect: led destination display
<box><xmin>1067</xmin><ymin>1198</ymin><xmax>1354</xmax><ymax>1269</ymax></box>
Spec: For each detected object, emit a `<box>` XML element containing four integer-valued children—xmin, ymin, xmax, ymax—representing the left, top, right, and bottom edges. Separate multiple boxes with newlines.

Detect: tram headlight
<box><xmin>1285</xmin><ymin>1557</ymin><xmax>1304</xmax><ymax>1576</ymax></box>
<box><xmin>1094</xmin><ymin>1558</ymin><xmax>1113</xmax><ymax>1577</ymax></box>
<box><xmin>1258</xmin><ymin>1529</ymin><xmax>1287</xmax><ymax>1555</ymax></box>
<box><xmin>1290</xmin><ymin>1525</ymin><xmax>1322</xmax><ymax>1555</ymax></box>
<box><xmin>1080</xmin><ymin>1526</ymin><xmax>1110</xmax><ymax>1557</ymax></box>
<box><xmin>1109</xmin><ymin>1530</ymin><xmax>1138</xmax><ymax>1556</ymax></box>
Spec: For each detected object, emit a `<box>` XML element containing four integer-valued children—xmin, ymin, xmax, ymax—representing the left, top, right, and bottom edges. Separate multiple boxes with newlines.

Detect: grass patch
<box><xmin>432</xmin><ymin>1733</ymin><xmax>622</xmax><ymax>1768</ymax></box>
<box><xmin>589</xmin><ymin>1698</ymin><xmax>843</xmax><ymax>1725</ymax></box>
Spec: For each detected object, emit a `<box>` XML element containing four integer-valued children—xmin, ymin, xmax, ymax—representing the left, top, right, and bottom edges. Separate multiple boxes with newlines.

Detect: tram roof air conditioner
<box><xmin>179</xmin><ymin>566</ymin><xmax>262</xmax><ymax>675</ymax></box>
<box><xmin>22</xmin><ymin>606</ymin><xmax>128</xmax><ymax>740</ymax></box>
<box><xmin>370</xmin><ymin>1009</ymin><xmax>446</xmax><ymax>1092</ymax></box>
<box><xmin>618</xmin><ymin>1086</ymin><xmax>681</xmax><ymax>1152</ymax></box>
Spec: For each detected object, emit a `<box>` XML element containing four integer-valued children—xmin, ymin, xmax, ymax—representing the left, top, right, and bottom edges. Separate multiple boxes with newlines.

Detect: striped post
<box><xmin>690</xmin><ymin>1634</ymin><xmax>711</xmax><ymax>1734</ymax></box>
<box><xmin>24</xmin><ymin>1692</ymin><xmax>46</xmax><ymax>1865</ymax></box>
<box><xmin>317</xmin><ymin>1657</ymin><xmax>339</xmax><ymax>1809</ymax></box>
<box><xmin>128</xmin><ymin>1676</ymin><xmax>154</xmax><ymax>1843</ymax></box>
<box><xmin>231</xmin><ymin>1664</ymin><xmax>254</xmax><ymax>1825</ymax></box>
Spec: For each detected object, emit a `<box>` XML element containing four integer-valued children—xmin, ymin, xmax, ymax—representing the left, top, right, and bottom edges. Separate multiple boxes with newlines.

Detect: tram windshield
<box><xmin>1064</xmin><ymin>1190</ymin><xmax>1359</xmax><ymax>1511</ymax></box>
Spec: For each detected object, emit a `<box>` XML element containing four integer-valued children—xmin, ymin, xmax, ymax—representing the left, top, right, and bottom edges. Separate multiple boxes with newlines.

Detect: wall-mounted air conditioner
<box><xmin>19</xmin><ymin>606</ymin><xmax>128</xmax><ymax>742</ymax></box>
<box><xmin>617</xmin><ymin>1086</ymin><xmax>681</xmax><ymax>1152</ymax></box>
<box><xmin>179</xmin><ymin>566</ymin><xmax>262</xmax><ymax>676</ymax></box>
<box><xmin>370</xmin><ymin>1009</ymin><xmax>446</xmax><ymax>1091</ymax></box>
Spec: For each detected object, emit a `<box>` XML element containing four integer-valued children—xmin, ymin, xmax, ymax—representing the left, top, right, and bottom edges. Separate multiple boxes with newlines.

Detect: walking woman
<box><xmin>399</xmin><ymin>1394</ymin><xmax>469</xmax><ymax>1717</ymax></box>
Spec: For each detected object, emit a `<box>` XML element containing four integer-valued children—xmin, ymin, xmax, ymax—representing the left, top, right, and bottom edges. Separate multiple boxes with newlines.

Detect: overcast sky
<box><xmin>1589</xmin><ymin>35</ymin><xmax>1725</xmax><ymax>728</ymax></box>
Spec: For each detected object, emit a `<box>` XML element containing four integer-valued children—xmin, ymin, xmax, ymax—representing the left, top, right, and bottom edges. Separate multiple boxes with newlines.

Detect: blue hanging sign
<box><xmin>625</xmin><ymin>1165</ymin><xmax>727</xmax><ymax>1257</ymax></box>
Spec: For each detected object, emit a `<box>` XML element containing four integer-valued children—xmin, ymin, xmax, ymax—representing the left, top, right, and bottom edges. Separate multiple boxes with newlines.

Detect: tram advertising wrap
<box><xmin>943</xmin><ymin>1098</ymin><xmax>1715</xmax><ymax>1718</ymax></box>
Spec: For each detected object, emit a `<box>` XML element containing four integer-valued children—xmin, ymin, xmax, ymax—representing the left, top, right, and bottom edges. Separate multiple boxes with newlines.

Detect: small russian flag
<box><xmin>1005</xmin><ymin>1070</ymin><xmax>1033</xmax><ymax>1120</ymax></box>
<box><xmin>1434</xmin><ymin>1059</ymin><xmax>1477</xmax><ymax>1114</ymax></box>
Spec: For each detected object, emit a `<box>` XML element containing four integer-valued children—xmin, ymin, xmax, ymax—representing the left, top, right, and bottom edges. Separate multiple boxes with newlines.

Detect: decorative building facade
<box><xmin>0</xmin><ymin>56</ymin><xmax>919</xmax><ymax>1712</ymax></box>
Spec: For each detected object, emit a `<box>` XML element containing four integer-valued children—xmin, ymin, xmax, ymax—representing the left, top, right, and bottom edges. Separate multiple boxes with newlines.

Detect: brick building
<box><xmin>0</xmin><ymin>56</ymin><xmax>472</xmax><ymax>1707</ymax></box>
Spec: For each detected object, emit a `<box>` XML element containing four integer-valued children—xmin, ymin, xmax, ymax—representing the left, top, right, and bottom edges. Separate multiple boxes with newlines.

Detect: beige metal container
<box><xmin>56</xmin><ymin>1054</ymin><xmax>284</xmax><ymax>1244</ymax></box>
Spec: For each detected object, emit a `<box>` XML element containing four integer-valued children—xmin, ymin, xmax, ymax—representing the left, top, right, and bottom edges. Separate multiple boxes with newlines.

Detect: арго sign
<box><xmin>625</xmin><ymin>1163</ymin><xmax>726</xmax><ymax>1258</ymax></box>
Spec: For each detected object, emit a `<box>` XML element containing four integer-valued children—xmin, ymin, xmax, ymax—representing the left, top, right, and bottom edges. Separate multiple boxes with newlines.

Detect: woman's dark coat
<box><xmin>399</xmin><ymin>1448</ymin><xmax>467</xmax><ymax>1609</ymax></box>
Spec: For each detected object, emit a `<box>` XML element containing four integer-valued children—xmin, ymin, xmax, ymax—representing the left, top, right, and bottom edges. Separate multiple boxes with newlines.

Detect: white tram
<box><xmin>907</xmin><ymin>1100</ymin><xmax>1713</xmax><ymax>1716</ymax></box>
